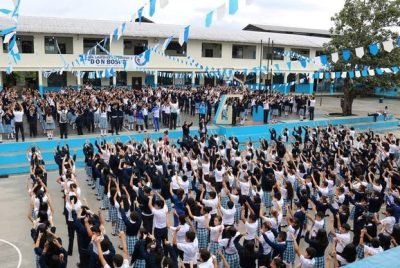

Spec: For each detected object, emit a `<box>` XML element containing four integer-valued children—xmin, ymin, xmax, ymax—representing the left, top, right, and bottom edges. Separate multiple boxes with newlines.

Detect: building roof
<box><xmin>243</xmin><ymin>24</ymin><xmax>331</xmax><ymax>38</ymax></box>
<box><xmin>0</xmin><ymin>16</ymin><xmax>330</xmax><ymax>48</ymax></box>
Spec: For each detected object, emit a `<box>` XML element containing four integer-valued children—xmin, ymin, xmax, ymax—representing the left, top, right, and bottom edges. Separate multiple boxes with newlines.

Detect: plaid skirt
<box><xmin>313</xmin><ymin>256</ymin><xmax>325</xmax><ymax>268</ymax></box>
<box><xmin>209</xmin><ymin>240</ymin><xmax>219</xmax><ymax>255</ymax></box>
<box><xmin>109</xmin><ymin>206</ymin><xmax>118</xmax><ymax>223</ymax></box>
<box><xmin>197</xmin><ymin>228</ymin><xmax>209</xmax><ymax>249</ymax></box>
<box><xmin>117</xmin><ymin>217</ymin><xmax>127</xmax><ymax>233</ymax></box>
<box><xmin>103</xmin><ymin>195</ymin><xmax>110</xmax><ymax>210</ymax></box>
<box><xmin>165</xmin><ymin>198</ymin><xmax>172</xmax><ymax>212</ymax></box>
<box><xmin>221</xmin><ymin>196</ymin><xmax>230</xmax><ymax>209</ymax></box>
<box><xmin>283</xmin><ymin>240</ymin><xmax>295</xmax><ymax>264</ymax></box>
<box><xmin>282</xmin><ymin>198</ymin><xmax>288</xmax><ymax>216</ymax></box>
<box><xmin>126</xmin><ymin>235</ymin><xmax>138</xmax><ymax>256</ymax></box>
<box><xmin>224</xmin><ymin>252</ymin><xmax>240</xmax><ymax>268</ymax></box>
<box><xmin>356</xmin><ymin>244</ymin><xmax>365</xmax><ymax>259</ymax></box>
<box><xmin>350</xmin><ymin>205</ymin><xmax>356</xmax><ymax>220</ymax></box>
<box><xmin>263</xmin><ymin>191</ymin><xmax>272</xmax><ymax>208</ymax></box>
<box><xmin>328</xmin><ymin>188</ymin><xmax>334</xmax><ymax>204</ymax></box>
<box><xmin>133</xmin><ymin>259</ymin><xmax>146</xmax><ymax>268</ymax></box>
<box><xmin>234</xmin><ymin>204</ymin><xmax>241</xmax><ymax>223</ymax></box>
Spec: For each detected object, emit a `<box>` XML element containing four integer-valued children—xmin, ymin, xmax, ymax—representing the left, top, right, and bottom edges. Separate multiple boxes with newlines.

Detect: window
<box><xmin>45</xmin><ymin>36</ymin><xmax>73</xmax><ymax>54</ymax></box>
<box><xmin>165</xmin><ymin>41</ymin><xmax>187</xmax><ymax>57</ymax></box>
<box><xmin>290</xmin><ymin>48</ymin><xmax>310</xmax><ymax>61</ymax></box>
<box><xmin>315</xmin><ymin>50</ymin><xmax>324</xmax><ymax>57</ymax></box>
<box><xmin>3</xmin><ymin>35</ymin><xmax>34</xmax><ymax>53</ymax></box>
<box><xmin>263</xmin><ymin>47</ymin><xmax>285</xmax><ymax>60</ymax></box>
<box><xmin>83</xmin><ymin>38</ymin><xmax>109</xmax><ymax>55</ymax></box>
<box><xmin>116</xmin><ymin>71</ymin><xmax>127</xmax><ymax>86</ymax></box>
<box><xmin>124</xmin><ymin>39</ymin><xmax>148</xmax><ymax>55</ymax></box>
<box><xmin>47</xmin><ymin>73</ymin><xmax>67</xmax><ymax>87</ymax></box>
<box><xmin>232</xmin><ymin>45</ymin><xmax>256</xmax><ymax>59</ymax></box>
<box><xmin>202</xmin><ymin>43</ymin><xmax>222</xmax><ymax>58</ymax></box>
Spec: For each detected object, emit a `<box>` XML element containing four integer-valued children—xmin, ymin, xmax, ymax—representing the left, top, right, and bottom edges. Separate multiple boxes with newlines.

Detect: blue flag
<box><xmin>391</xmin><ymin>66</ymin><xmax>399</xmax><ymax>74</ymax></box>
<box><xmin>342</xmin><ymin>50</ymin><xmax>351</xmax><ymax>61</ymax></box>
<box><xmin>324</xmin><ymin>72</ymin><xmax>330</xmax><ymax>79</ymax></box>
<box><xmin>0</xmin><ymin>26</ymin><xmax>17</xmax><ymax>36</ymax></box>
<box><xmin>138</xmin><ymin>7</ymin><xmax>144</xmax><ymax>23</ymax></box>
<box><xmin>320</xmin><ymin>55</ymin><xmax>328</xmax><ymax>65</ymax></box>
<box><xmin>300</xmin><ymin>59</ymin><xmax>307</xmax><ymax>68</ymax></box>
<box><xmin>287</xmin><ymin>62</ymin><xmax>292</xmax><ymax>71</ymax></box>
<box><xmin>0</xmin><ymin>9</ymin><xmax>11</xmax><ymax>15</ymax></box>
<box><xmin>375</xmin><ymin>68</ymin><xmax>384</xmax><ymax>75</ymax></box>
<box><xmin>368</xmin><ymin>43</ymin><xmax>379</xmax><ymax>56</ymax></box>
<box><xmin>361</xmin><ymin>70</ymin><xmax>368</xmax><ymax>77</ymax></box>
<box><xmin>348</xmin><ymin>71</ymin><xmax>355</xmax><ymax>78</ymax></box>
<box><xmin>149</xmin><ymin>0</ymin><xmax>157</xmax><ymax>17</ymax></box>
<box><xmin>229</xmin><ymin>0</ymin><xmax>239</xmax><ymax>15</ymax></box>
<box><xmin>205</xmin><ymin>11</ymin><xmax>213</xmax><ymax>28</ymax></box>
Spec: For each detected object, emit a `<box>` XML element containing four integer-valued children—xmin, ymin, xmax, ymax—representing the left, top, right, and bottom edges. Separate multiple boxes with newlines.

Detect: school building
<box><xmin>0</xmin><ymin>16</ymin><xmax>333</xmax><ymax>93</ymax></box>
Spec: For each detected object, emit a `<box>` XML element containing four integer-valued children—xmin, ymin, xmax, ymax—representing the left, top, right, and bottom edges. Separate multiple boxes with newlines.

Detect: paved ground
<box><xmin>2</xmin><ymin>96</ymin><xmax>399</xmax><ymax>143</ymax></box>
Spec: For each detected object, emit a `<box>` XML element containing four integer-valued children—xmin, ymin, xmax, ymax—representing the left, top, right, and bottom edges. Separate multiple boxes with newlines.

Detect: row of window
<box><xmin>2</xmin><ymin>35</ymin><xmax>321</xmax><ymax>60</ymax></box>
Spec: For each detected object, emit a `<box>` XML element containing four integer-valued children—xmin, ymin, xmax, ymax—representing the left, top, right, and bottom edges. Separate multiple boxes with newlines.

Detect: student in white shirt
<box><xmin>197</xmin><ymin>249</ymin><xmax>218</xmax><ymax>268</ymax></box>
<box><xmin>377</xmin><ymin>207</ymin><xmax>396</xmax><ymax>237</ymax></box>
<box><xmin>257</xmin><ymin>221</ymin><xmax>276</xmax><ymax>268</ymax></box>
<box><xmin>330</xmin><ymin>223</ymin><xmax>351</xmax><ymax>254</ymax></box>
<box><xmin>359</xmin><ymin>229</ymin><xmax>383</xmax><ymax>257</ymax></box>
<box><xmin>292</xmin><ymin>233</ymin><xmax>316</xmax><ymax>268</ymax></box>
<box><xmin>148</xmin><ymin>192</ymin><xmax>169</xmax><ymax>244</ymax></box>
<box><xmin>218</xmin><ymin>201</ymin><xmax>236</xmax><ymax>227</ymax></box>
<box><xmin>173</xmin><ymin>229</ymin><xmax>198</xmax><ymax>265</ymax></box>
<box><xmin>64</xmin><ymin>194</ymin><xmax>82</xmax><ymax>255</ymax></box>
<box><xmin>241</xmin><ymin>210</ymin><xmax>258</xmax><ymax>242</ymax></box>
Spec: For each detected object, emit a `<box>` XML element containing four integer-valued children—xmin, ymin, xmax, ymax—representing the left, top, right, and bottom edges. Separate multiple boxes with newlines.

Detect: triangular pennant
<box><xmin>342</xmin><ymin>50</ymin><xmax>351</xmax><ymax>61</ymax></box>
<box><xmin>331</xmin><ymin>52</ymin><xmax>339</xmax><ymax>63</ymax></box>
<box><xmin>216</xmin><ymin>4</ymin><xmax>226</xmax><ymax>20</ymax></box>
<box><xmin>355</xmin><ymin>47</ymin><xmax>364</xmax><ymax>58</ymax></box>
<box><xmin>205</xmin><ymin>11</ymin><xmax>214</xmax><ymax>28</ymax></box>
<box><xmin>368</xmin><ymin>43</ymin><xmax>379</xmax><ymax>56</ymax></box>
<box><xmin>228</xmin><ymin>0</ymin><xmax>239</xmax><ymax>15</ymax></box>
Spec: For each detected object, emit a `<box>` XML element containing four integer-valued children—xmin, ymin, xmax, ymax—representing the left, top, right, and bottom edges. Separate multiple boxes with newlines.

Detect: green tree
<box><xmin>325</xmin><ymin>0</ymin><xmax>400</xmax><ymax>115</ymax></box>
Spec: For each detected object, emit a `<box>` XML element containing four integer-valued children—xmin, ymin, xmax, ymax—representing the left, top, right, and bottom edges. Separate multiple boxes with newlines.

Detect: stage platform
<box><xmin>0</xmin><ymin>115</ymin><xmax>398</xmax><ymax>176</ymax></box>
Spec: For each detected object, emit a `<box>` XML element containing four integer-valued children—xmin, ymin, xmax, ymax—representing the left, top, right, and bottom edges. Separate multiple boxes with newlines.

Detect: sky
<box><xmin>3</xmin><ymin>0</ymin><xmax>346</xmax><ymax>30</ymax></box>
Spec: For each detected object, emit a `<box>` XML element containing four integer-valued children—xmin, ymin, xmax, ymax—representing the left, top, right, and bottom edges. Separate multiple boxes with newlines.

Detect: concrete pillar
<box><xmin>283</xmin><ymin>72</ymin><xmax>288</xmax><ymax>94</ymax></box>
<box><xmin>191</xmin><ymin>71</ymin><xmax>196</xmax><ymax>86</ymax></box>
<box><xmin>38</xmin><ymin>70</ymin><xmax>44</xmax><ymax>96</ymax></box>
<box><xmin>154</xmin><ymin>70</ymin><xmax>158</xmax><ymax>87</ymax></box>
<box><xmin>256</xmin><ymin>72</ymin><xmax>261</xmax><ymax>89</ymax></box>
<box><xmin>199</xmin><ymin>73</ymin><xmax>205</xmax><ymax>86</ymax></box>
<box><xmin>77</xmin><ymin>71</ymin><xmax>81</xmax><ymax>90</ymax></box>
<box><xmin>113</xmin><ymin>74</ymin><xmax>117</xmax><ymax>87</ymax></box>
<box><xmin>308</xmin><ymin>73</ymin><xmax>313</xmax><ymax>94</ymax></box>
<box><xmin>0</xmin><ymin>71</ymin><xmax>3</xmax><ymax>91</ymax></box>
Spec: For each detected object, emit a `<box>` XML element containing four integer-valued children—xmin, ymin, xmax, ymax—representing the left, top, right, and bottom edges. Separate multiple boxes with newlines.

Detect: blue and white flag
<box><xmin>162</xmin><ymin>36</ymin><xmax>173</xmax><ymax>51</ymax></box>
<box><xmin>205</xmin><ymin>11</ymin><xmax>214</xmax><ymax>27</ymax></box>
<box><xmin>137</xmin><ymin>7</ymin><xmax>144</xmax><ymax>23</ymax></box>
<box><xmin>179</xmin><ymin>25</ymin><xmax>190</xmax><ymax>46</ymax></box>
<box><xmin>149</xmin><ymin>0</ymin><xmax>157</xmax><ymax>17</ymax></box>
<box><xmin>368</xmin><ymin>43</ymin><xmax>379</xmax><ymax>56</ymax></box>
<box><xmin>229</xmin><ymin>0</ymin><xmax>239</xmax><ymax>15</ymax></box>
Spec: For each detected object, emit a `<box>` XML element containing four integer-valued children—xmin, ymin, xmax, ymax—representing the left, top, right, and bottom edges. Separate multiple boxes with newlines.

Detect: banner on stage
<box><xmin>82</xmin><ymin>55</ymin><xmax>148</xmax><ymax>69</ymax></box>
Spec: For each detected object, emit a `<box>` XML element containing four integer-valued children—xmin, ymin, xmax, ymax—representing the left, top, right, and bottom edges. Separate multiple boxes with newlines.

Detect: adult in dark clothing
<box><xmin>232</xmin><ymin>101</ymin><xmax>237</xmax><ymax>126</ymax></box>
<box><xmin>182</xmin><ymin>121</ymin><xmax>193</xmax><ymax>141</ymax></box>
<box><xmin>26</xmin><ymin>105</ymin><xmax>38</xmax><ymax>137</ymax></box>
<box><xmin>110</xmin><ymin>105</ymin><xmax>119</xmax><ymax>135</ymax></box>
<box><xmin>75</xmin><ymin>110</ymin><xmax>84</xmax><ymax>135</ymax></box>
<box><xmin>72</xmin><ymin>210</ymin><xmax>92</xmax><ymax>267</ymax></box>
<box><xmin>304</xmin><ymin>228</ymin><xmax>328</xmax><ymax>266</ymax></box>
<box><xmin>138</xmin><ymin>186</ymin><xmax>154</xmax><ymax>233</ymax></box>
<box><xmin>85</xmin><ymin>106</ymin><xmax>95</xmax><ymax>133</ymax></box>
<box><xmin>233</xmin><ymin>234</ymin><xmax>263</xmax><ymax>268</ymax></box>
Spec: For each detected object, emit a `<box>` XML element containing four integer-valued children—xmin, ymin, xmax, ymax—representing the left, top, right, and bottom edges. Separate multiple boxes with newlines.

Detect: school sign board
<box><xmin>82</xmin><ymin>55</ymin><xmax>148</xmax><ymax>70</ymax></box>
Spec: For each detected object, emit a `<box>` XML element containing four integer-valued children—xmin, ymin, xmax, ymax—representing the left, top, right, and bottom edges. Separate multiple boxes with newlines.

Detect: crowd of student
<box><xmin>26</xmin><ymin>118</ymin><xmax>400</xmax><ymax>267</ymax></box>
<box><xmin>0</xmin><ymin>86</ymin><xmax>317</xmax><ymax>142</ymax></box>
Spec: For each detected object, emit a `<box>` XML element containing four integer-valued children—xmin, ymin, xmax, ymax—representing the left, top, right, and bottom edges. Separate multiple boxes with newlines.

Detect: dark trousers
<box><xmin>111</xmin><ymin>118</ymin><xmax>119</xmax><ymax>135</ymax></box>
<box><xmin>170</xmin><ymin>113</ymin><xmax>177</xmax><ymax>130</ymax></box>
<box><xmin>77</xmin><ymin>125</ymin><xmax>83</xmax><ymax>135</ymax></box>
<box><xmin>309</xmin><ymin>107</ymin><xmax>315</xmax><ymax>120</ymax></box>
<box><xmin>29</xmin><ymin>122</ymin><xmax>37</xmax><ymax>137</ymax></box>
<box><xmin>263</xmin><ymin>109</ymin><xmax>269</xmax><ymax>124</ymax></box>
<box><xmin>67</xmin><ymin>221</ymin><xmax>75</xmax><ymax>255</ymax></box>
<box><xmin>15</xmin><ymin>122</ymin><xmax>24</xmax><ymax>142</ymax></box>
<box><xmin>86</xmin><ymin>119</ymin><xmax>94</xmax><ymax>132</ymax></box>
<box><xmin>142</xmin><ymin>214</ymin><xmax>154</xmax><ymax>233</ymax></box>
<box><xmin>144</xmin><ymin>115</ymin><xmax>148</xmax><ymax>129</ymax></box>
<box><xmin>60</xmin><ymin>122</ymin><xmax>68</xmax><ymax>138</ymax></box>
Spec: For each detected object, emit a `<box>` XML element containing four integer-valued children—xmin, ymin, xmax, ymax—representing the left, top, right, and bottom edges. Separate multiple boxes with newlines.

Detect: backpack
<box><xmin>60</xmin><ymin>111</ymin><xmax>67</xmax><ymax>123</ymax></box>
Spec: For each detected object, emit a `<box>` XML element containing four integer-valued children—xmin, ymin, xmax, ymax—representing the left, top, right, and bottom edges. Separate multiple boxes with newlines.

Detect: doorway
<box><xmin>132</xmin><ymin>77</ymin><xmax>142</xmax><ymax>90</ymax></box>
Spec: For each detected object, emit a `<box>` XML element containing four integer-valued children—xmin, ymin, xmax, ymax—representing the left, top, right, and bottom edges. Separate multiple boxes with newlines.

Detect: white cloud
<box><xmin>5</xmin><ymin>0</ymin><xmax>345</xmax><ymax>30</ymax></box>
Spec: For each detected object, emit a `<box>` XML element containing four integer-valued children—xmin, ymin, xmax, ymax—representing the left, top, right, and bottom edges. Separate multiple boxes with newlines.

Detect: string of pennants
<box><xmin>43</xmin><ymin>0</ymin><xmax>172</xmax><ymax>79</ymax></box>
<box><xmin>205</xmin><ymin>0</ymin><xmax>254</xmax><ymax>27</ymax></box>
<box><xmin>278</xmin><ymin>37</ymin><xmax>400</xmax><ymax>69</ymax></box>
<box><xmin>0</xmin><ymin>0</ymin><xmax>22</xmax><ymax>74</ymax></box>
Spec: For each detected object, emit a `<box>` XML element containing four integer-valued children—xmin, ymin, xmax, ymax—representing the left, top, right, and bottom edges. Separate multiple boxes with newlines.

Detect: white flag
<box><xmin>245</xmin><ymin>0</ymin><xmax>255</xmax><ymax>5</ymax></box>
<box><xmin>383</xmin><ymin>68</ymin><xmax>393</xmax><ymax>73</ymax></box>
<box><xmin>382</xmin><ymin>40</ymin><xmax>394</xmax><ymax>52</ymax></box>
<box><xmin>341</xmin><ymin>72</ymin><xmax>347</xmax><ymax>78</ymax></box>
<box><xmin>368</xmin><ymin>69</ymin><xmax>375</xmax><ymax>76</ymax></box>
<box><xmin>355</xmin><ymin>47</ymin><xmax>364</xmax><ymax>58</ymax></box>
<box><xmin>330</xmin><ymin>72</ymin><xmax>336</xmax><ymax>79</ymax></box>
<box><xmin>314</xmin><ymin>56</ymin><xmax>322</xmax><ymax>66</ymax></box>
<box><xmin>319</xmin><ymin>72</ymin><xmax>324</xmax><ymax>79</ymax></box>
<box><xmin>216</xmin><ymin>3</ymin><xmax>226</xmax><ymax>20</ymax></box>
<box><xmin>160</xmin><ymin>0</ymin><xmax>169</xmax><ymax>8</ymax></box>
<box><xmin>3</xmin><ymin>31</ymin><xmax>15</xmax><ymax>44</ymax></box>
<box><xmin>355</xmin><ymin>71</ymin><xmax>361</xmax><ymax>78</ymax></box>
<box><xmin>331</xmin><ymin>52</ymin><xmax>339</xmax><ymax>63</ymax></box>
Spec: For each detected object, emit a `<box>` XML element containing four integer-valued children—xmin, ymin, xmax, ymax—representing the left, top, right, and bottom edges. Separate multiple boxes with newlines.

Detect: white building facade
<box><xmin>0</xmin><ymin>16</ymin><xmax>330</xmax><ymax>93</ymax></box>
